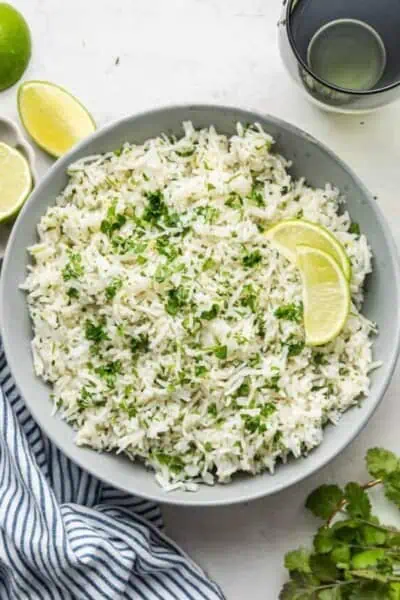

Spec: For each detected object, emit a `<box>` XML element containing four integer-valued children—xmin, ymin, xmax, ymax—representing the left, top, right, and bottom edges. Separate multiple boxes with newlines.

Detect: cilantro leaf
<box><xmin>383</xmin><ymin>472</ymin><xmax>400</xmax><ymax>509</ymax></box>
<box><xmin>275</xmin><ymin>303</ymin><xmax>303</xmax><ymax>323</ymax></box>
<box><xmin>309</xmin><ymin>554</ymin><xmax>338</xmax><ymax>583</ymax></box>
<box><xmin>284</xmin><ymin>549</ymin><xmax>311</xmax><ymax>574</ymax></box>
<box><xmin>313</xmin><ymin>526</ymin><xmax>335</xmax><ymax>554</ymax></box>
<box><xmin>242</xmin><ymin>250</ymin><xmax>262</xmax><ymax>268</ymax></box>
<box><xmin>142</xmin><ymin>190</ymin><xmax>166</xmax><ymax>221</ymax></box>
<box><xmin>349</xmin><ymin>222</ymin><xmax>361</xmax><ymax>236</ymax></box>
<box><xmin>287</xmin><ymin>340</ymin><xmax>305</xmax><ymax>358</ymax></box>
<box><xmin>62</xmin><ymin>253</ymin><xmax>84</xmax><ymax>281</ymax></box>
<box><xmin>100</xmin><ymin>203</ymin><xmax>126</xmax><ymax>237</ymax></box>
<box><xmin>306</xmin><ymin>485</ymin><xmax>344</xmax><ymax>520</ymax></box>
<box><xmin>85</xmin><ymin>320</ymin><xmax>109</xmax><ymax>344</ymax></box>
<box><xmin>165</xmin><ymin>286</ymin><xmax>188</xmax><ymax>316</ymax></box>
<box><xmin>66</xmin><ymin>287</ymin><xmax>79</xmax><ymax>299</ymax></box>
<box><xmin>208</xmin><ymin>403</ymin><xmax>218</xmax><ymax>417</ymax></box>
<box><xmin>130</xmin><ymin>334</ymin><xmax>150</xmax><ymax>356</ymax></box>
<box><xmin>155</xmin><ymin>453</ymin><xmax>184</xmax><ymax>474</ymax></box>
<box><xmin>156</xmin><ymin>236</ymin><xmax>179</xmax><ymax>261</ymax></box>
<box><xmin>366</xmin><ymin>448</ymin><xmax>399</xmax><ymax>480</ymax></box>
<box><xmin>345</xmin><ymin>482</ymin><xmax>371</xmax><ymax>519</ymax></box>
<box><xmin>94</xmin><ymin>360</ymin><xmax>121</xmax><ymax>388</ymax></box>
<box><xmin>200</xmin><ymin>304</ymin><xmax>219</xmax><ymax>320</ymax></box>
<box><xmin>249</xmin><ymin>182</ymin><xmax>265</xmax><ymax>207</ymax></box>
<box><xmin>240</xmin><ymin>284</ymin><xmax>258</xmax><ymax>313</ymax></box>
<box><xmin>105</xmin><ymin>278</ymin><xmax>123</xmax><ymax>300</ymax></box>
<box><xmin>213</xmin><ymin>345</ymin><xmax>227</xmax><ymax>360</ymax></box>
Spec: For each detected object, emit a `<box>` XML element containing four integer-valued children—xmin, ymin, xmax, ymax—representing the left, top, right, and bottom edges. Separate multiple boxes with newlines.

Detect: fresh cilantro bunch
<box><xmin>280</xmin><ymin>448</ymin><xmax>400</xmax><ymax>599</ymax></box>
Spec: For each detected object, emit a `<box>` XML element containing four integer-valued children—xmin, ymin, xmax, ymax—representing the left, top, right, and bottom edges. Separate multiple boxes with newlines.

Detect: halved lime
<box><xmin>0</xmin><ymin>142</ymin><xmax>32</xmax><ymax>222</ymax></box>
<box><xmin>18</xmin><ymin>80</ymin><xmax>96</xmax><ymax>158</ymax></box>
<box><xmin>0</xmin><ymin>3</ymin><xmax>31</xmax><ymax>91</ymax></box>
<box><xmin>297</xmin><ymin>245</ymin><xmax>350</xmax><ymax>346</ymax></box>
<box><xmin>266</xmin><ymin>219</ymin><xmax>351</xmax><ymax>280</ymax></box>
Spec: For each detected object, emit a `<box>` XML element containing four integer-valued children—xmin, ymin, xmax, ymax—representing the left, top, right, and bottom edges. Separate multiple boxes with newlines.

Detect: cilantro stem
<box><xmin>327</xmin><ymin>478</ymin><xmax>382</xmax><ymax>525</ymax></box>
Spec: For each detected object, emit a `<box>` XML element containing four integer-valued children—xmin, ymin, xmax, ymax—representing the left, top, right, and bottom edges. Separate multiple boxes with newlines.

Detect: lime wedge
<box><xmin>0</xmin><ymin>142</ymin><xmax>32</xmax><ymax>222</ymax></box>
<box><xmin>266</xmin><ymin>219</ymin><xmax>351</xmax><ymax>280</ymax></box>
<box><xmin>18</xmin><ymin>81</ymin><xmax>96</xmax><ymax>158</ymax></box>
<box><xmin>297</xmin><ymin>245</ymin><xmax>350</xmax><ymax>346</ymax></box>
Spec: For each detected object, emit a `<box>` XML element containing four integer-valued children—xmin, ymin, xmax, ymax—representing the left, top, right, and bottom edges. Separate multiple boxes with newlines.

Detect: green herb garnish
<box><xmin>105</xmin><ymin>278</ymin><xmax>123</xmax><ymax>300</ymax></box>
<box><xmin>100</xmin><ymin>203</ymin><xmax>126</xmax><ymax>237</ymax></box>
<box><xmin>275</xmin><ymin>302</ymin><xmax>303</xmax><ymax>323</ymax></box>
<box><xmin>62</xmin><ymin>253</ymin><xmax>84</xmax><ymax>281</ymax></box>
<box><xmin>280</xmin><ymin>447</ymin><xmax>400</xmax><ymax>599</ymax></box>
<box><xmin>85</xmin><ymin>320</ymin><xmax>109</xmax><ymax>344</ymax></box>
<box><xmin>242</xmin><ymin>250</ymin><xmax>262</xmax><ymax>268</ymax></box>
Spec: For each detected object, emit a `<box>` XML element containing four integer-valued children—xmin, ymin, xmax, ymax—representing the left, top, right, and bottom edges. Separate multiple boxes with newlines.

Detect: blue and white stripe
<box><xmin>0</xmin><ymin>342</ymin><xmax>224</xmax><ymax>599</ymax></box>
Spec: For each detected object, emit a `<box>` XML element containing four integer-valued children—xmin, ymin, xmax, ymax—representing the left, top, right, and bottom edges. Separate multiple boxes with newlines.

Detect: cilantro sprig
<box><xmin>280</xmin><ymin>447</ymin><xmax>400</xmax><ymax>599</ymax></box>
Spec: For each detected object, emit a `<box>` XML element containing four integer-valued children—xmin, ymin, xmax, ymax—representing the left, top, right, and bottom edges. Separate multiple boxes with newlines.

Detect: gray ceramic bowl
<box><xmin>1</xmin><ymin>105</ymin><xmax>399</xmax><ymax>506</ymax></box>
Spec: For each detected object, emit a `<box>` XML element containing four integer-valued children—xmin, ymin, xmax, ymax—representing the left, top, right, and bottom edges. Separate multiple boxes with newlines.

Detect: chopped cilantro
<box><xmin>119</xmin><ymin>400</ymin><xmax>137</xmax><ymax>418</ymax></box>
<box><xmin>287</xmin><ymin>340</ymin><xmax>305</xmax><ymax>358</ymax></box>
<box><xmin>249</xmin><ymin>182</ymin><xmax>265</xmax><ymax>207</ymax></box>
<box><xmin>85</xmin><ymin>320</ymin><xmax>109</xmax><ymax>344</ymax></box>
<box><xmin>242</xmin><ymin>250</ymin><xmax>262</xmax><ymax>268</ymax></box>
<box><xmin>62</xmin><ymin>253</ymin><xmax>84</xmax><ymax>281</ymax></box>
<box><xmin>66</xmin><ymin>287</ymin><xmax>79</xmax><ymax>299</ymax></box>
<box><xmin>313</xmin><ymin>352</ymin><xmax>326</xmax><ymax>366</ymax></box>
<box><xmin>195</xmin><ymin>365</ymin><xmax>208</xmax><ymax>377</ymax></box>
<box><xmin>243</xmin><ymin>415</ymin><xmax>266</xmax><ymax>434</ymax></box>
<box><xmin>95</xmin><ymin>360</ymin><xmax>122</xmax><ymax>388</ymax></box>
<box><xmin>105</xmin><ymin>278</ymin><xmax>123</xmax><ymax>300</ymax></box>
<box><xmin>225</xmin><ymin>193</ymin><xmax>243</xmax><ymax>210</ymax></box>
<box><xmin>208</xmin><ymin>403</ymin><xmax>218</xmax><ymax>417</ymax></box>
<box><xmin>349</xmin><ymin>222</ymin><xmax>361</xmax><ymax>236</ymax></box>
<box><xmin>100</xmin><ymin>203</ymin><xmax>126</xmax><ymax>237</ymax></box>
<box><xmin>142</xmin><ymin>190</ymin><xmax>168</xmax><ymax>225</ymax></box>
<box><xmin>236</xmin><ymin>378</ymin><xmax>250</xmax><ymax>397</ymax></box>
<box><xmin>240</xmin><ymin>284</ymin><xmax>258</xmax><ymax>313</ymax></box>
<box><xmin>155</xmin><ymin>453</ymin><xmax>184</xmax><ymax>474</ymax></box>
<box><xmin>275</xmin><ymin>302</ymin><xmax>303</xmax><ymax>323</ymax></box>
<box><xmin>130</xmin><ymin>334</ymin><xmax>150</xmax><ymax>355</ymax></box>
<box><xmin>260</xmin><ymin>403</ymin><xmax>276</xmax><ymax>418</ymax></box>
<box><xmin>156</xmin><ymin>236</ymin><xmax>179</xmax><ymax>261</ymax></box>
<box><xmin>77</xmin><ymin>388</ymin><xmax>106</xmax><ymax>412</ymax></box>
<box><xmin>264</xmin><ymin>374</ymin><xmax>280</xmax><ymax>391</ymax></box>
<box><xmin>200</xmin><ymin>304</ymin><xmax>219</xmax><ymax>320</ymax></box>
<box><xmin>196</xmin><ymin>206</ymin><xmax>220</xmax><ymax>224</ymax></box>
<box><xmin>175</xmin><ymin>148</ymin><xmax>195</xmax><ymax>157</ymax></box>
<box><xmin>202</xmin><ymin>257</ymin><xmax>216</xmax><ymax>271</ymax></box>
<box><xmin>165</xmin><ymin>287</ymin><xmax>189</xmax><ymax>316</ymax></box>
<box><xmin>213</xmin><ymin>345</ymin><xmax>227</xmax><ymax>360</ymax></box>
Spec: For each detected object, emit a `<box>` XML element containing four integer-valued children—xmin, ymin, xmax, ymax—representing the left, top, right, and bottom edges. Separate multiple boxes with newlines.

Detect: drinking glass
<box><xmin>278</xmin><ymin>0</ymin><xmax>400</xmax><ymax>113</ymax></box>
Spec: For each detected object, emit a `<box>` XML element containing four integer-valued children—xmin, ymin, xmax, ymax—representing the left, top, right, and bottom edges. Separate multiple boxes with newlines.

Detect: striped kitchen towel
<box><xmin>0</xmin><ymin>341</ymin><xmax>224</xmax><ymax>600</ymax></box>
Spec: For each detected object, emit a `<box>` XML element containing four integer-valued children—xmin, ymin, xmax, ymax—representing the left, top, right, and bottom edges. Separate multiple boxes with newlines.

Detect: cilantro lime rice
<box><xmin>23</xmin><ymin>122</ymin><xmax>378</xmax><ymax>491</ymax></box>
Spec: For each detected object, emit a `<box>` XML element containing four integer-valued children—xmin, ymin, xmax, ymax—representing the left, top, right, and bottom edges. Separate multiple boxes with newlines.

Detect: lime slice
<box><xmin>18</xmin><ymin>81</ymin><xmax>96</xmax><ymax>158</ymax></box>
<box><xmin>266</xmin><ymin>219</ymin><xmax>351</xmax><ymax>280</ymax></box>
<box><xmin>297</xmin><ymin>245</ymin><xmax>350</xmax><ymax>346</ymax></box>
<box><xmin>0</xmin><ymin>142</ymin><xmax>32</xmax><ymax>222</ymax></box>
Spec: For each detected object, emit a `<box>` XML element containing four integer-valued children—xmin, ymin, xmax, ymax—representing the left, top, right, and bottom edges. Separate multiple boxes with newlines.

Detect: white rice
<box><xmin>22</xmin><ymin>122</ymin><xmax>377</xmax><ymax>491</ymax></box>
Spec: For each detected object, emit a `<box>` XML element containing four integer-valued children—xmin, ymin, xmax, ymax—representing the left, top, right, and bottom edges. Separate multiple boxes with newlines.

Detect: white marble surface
<box><xmin>2</xmin><ymin>1</ymin><xmax>400</xmax><ymax>598</ymax></box>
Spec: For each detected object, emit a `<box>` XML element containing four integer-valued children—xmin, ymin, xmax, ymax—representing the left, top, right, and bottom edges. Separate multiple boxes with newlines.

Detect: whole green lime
<box><xmin>0</xmin><ymin>3</ymin><xmax>31</xmax><ymax>91</ymax></box>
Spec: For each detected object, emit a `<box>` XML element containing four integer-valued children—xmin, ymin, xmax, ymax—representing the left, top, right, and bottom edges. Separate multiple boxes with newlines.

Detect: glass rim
<box><xmin>285</xmin><ymin>0</ymin><xmax>400</xmax><ymax>96</ymax></box>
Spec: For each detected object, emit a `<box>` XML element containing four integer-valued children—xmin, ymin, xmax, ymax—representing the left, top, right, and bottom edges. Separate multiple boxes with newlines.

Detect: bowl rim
<box><xmin>2</xmin><ymin>104</ymin><xmax>400</xmax><ymax>506</ymax></box>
